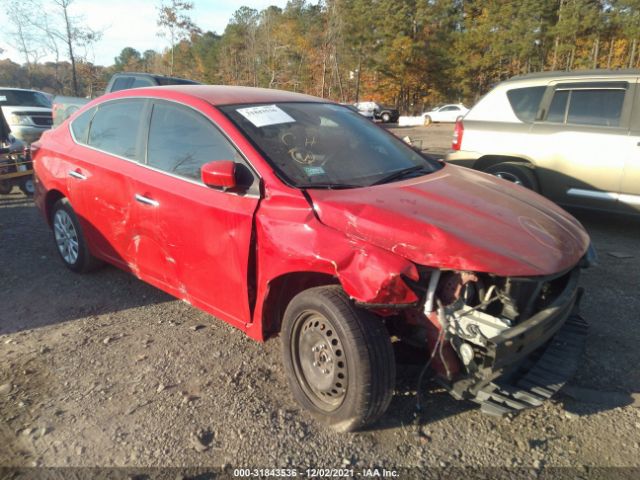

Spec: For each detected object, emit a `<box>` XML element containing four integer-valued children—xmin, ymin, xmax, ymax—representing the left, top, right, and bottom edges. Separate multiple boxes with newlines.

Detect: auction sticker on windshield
<box><xmin>237</xmin><ymin>104</ymin><xmax>295</xmax><ymax>128</ymax></box>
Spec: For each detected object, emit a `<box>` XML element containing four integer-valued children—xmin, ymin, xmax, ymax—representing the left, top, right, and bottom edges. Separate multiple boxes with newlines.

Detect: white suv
<box><xmin>446</xmin><ymin>70</ymin><xmax>640</xmax><ymax>215</ymax></box>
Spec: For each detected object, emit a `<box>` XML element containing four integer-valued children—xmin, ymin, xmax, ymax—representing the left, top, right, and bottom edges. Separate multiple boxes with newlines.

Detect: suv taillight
<box><xmin>452</xmin><ymin>118</ymin><xmax>464</xmax><ymax>150</ymax></box>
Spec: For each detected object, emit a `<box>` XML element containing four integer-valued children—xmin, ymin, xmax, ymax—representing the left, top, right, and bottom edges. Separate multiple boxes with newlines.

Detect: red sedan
<box><xmin>33</xmin><ymin>86</ymin><xmax>593</xmax><ymax>431</ymax></box>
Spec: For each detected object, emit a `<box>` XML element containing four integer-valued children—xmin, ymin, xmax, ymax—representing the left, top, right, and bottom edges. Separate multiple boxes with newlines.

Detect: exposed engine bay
<box><xmin>387</xmin><ymin>264</ymin><xmax>588</xmax><ymax>415</ymax></box>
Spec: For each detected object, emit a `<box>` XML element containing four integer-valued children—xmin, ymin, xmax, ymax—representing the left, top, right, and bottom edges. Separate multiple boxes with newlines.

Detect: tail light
<box><xmin>30</xmin><ymin>143</ymin><xmax>40</xmax><ymax>160</ymax></box>
<box><xmin>452</xmin><ymin>118</ymin><xmax>464</xmax><ymax>151</ymax></box>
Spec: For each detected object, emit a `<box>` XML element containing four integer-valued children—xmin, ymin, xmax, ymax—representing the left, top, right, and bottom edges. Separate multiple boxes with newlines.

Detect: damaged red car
<box><xmin>33</xmin><ymin>86</ymin><xmax>594</xmax><ymax>431</ymax></box>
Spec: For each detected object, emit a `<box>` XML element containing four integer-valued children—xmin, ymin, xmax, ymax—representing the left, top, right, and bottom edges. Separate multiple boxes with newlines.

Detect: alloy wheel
<box><xmin>53</xmin><ymin>209</ymin><xmax>79</xmax><ymax>265</ymax></box>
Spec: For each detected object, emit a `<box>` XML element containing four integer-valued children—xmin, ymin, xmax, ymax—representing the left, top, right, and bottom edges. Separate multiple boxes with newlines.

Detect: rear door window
<box><xmin>507</xmin><ymin>86</ymin><xmax>546</xmax><ymax>122</ymax></box>
<box><xmin>87</xmin><ymin>99</ymin><xmax>146</xmax><ymax>160</ymax></box>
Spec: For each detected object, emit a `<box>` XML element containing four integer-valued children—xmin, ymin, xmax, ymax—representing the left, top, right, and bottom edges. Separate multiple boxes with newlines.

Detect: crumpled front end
<box><xmin>390</xmin><ymin>252</ymin><xmax>592</xmax><ymax>415</ymax></box>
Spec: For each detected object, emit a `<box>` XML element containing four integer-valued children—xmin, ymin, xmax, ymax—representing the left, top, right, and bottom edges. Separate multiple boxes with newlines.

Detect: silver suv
<box><xmin>446</xmin><ymin>70</ymin><xmax>640</xmax><ymax>214</ymax></box>
<box><xmin>0</xmin><ymin>88</ymin><xmax>53</xmax><ymax>143</ymax></box>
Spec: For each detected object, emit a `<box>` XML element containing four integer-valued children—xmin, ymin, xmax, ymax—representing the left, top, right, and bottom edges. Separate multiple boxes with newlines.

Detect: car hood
<box><xmin>308</xmin><ymin>165</ymin><xmax>590</xmax><ymax>277</ymax></box>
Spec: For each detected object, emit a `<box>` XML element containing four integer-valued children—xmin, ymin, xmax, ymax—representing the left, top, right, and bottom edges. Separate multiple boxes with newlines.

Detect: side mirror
<box><xmin>201</xmin><ymin>161</ymin><xmax>236</xmax><ymax>190</ymax></box>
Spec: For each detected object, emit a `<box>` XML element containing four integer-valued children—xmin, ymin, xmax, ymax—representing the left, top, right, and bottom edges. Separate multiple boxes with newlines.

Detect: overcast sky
<box><xmin>0</xmin><ymin>0</ymin><xmax>289</xmax><ymax>67</ymax></box>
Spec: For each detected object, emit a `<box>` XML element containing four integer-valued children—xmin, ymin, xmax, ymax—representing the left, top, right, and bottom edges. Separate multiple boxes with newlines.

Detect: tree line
<box><xmin>2</xmin><ymin>0</ymin><xmax>640</xmax><ymax>113</ymax></box>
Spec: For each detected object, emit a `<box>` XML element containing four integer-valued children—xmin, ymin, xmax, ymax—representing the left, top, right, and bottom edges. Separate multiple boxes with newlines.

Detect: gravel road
<box><xmin>1</xmin><ymin>127</ymin><xmax>639</xmax><ymax>476</ymax></box>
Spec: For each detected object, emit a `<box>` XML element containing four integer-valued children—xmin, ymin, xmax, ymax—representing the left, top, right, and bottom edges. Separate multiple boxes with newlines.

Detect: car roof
<box><xmin>113</xmin><ymin>72</ymin><xmax>200</xmax><ymax>84</ymax></box>
<box><xmin>108</xmin><ymin>85</ymin><xmax>325</xmax><ymax>106</ymax></box>
<box><xmin>507</xmin><ymin>69</ymin><xmax>640</xmax><ymax>82</ymax></box>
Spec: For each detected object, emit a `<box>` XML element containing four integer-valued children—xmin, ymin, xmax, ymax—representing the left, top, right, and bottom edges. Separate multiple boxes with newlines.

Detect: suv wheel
<box><xmin>381</xmin><ymin>112</ymin><xmax>391</xmax><ymax>123</ymax></box>
<box><xmin>485</xmin><ymin>162</ymin><xmax>539</xmax><ymax>192</ymax></box>
<box><xmin>281</xmin><ymin>286</ymin><xmax>395</xmax><ymax>432</ymax></box>
<box><xmin>51</xmin><ymin>198</ymin><xmax>103</xmax><ymax>273</ymax></box>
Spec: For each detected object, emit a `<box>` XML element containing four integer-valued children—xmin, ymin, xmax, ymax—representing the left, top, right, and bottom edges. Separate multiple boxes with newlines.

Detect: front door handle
<box><xmin>68</xmin><ymin>170</ymin><xmax>87</xmax><ymax>180</ymax></box>
<box><xmin>134</xmin><ymin>193</ymin><xmax>159</xmax><ymax>207</ymax></box>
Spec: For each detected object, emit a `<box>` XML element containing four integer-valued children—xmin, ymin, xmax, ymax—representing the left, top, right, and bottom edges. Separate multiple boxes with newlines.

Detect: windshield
<box><xmin>0</xmin><ymin>90</ymin><xmax>52</xmax><ymax>108</ymax></box>
<box><xmin>221</xmin><ymin>102</ymin><xmax>440</xmax><ymax>188</ymax></box>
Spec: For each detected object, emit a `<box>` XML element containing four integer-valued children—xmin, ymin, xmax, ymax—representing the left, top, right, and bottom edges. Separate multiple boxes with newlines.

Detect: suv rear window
<box><xmin>566</xmin><ymin>89</ymin><xmax>625</xmax><ymax>126</ymax></box>
<box><xmin>545</xmin><ymin>84</ymin><xmax>627</xmax><ymax>127</ymax></box>
<box><xmin>506</xmin><ymin>86</ymin><xmax>545</xmax><ymax>122</ymax></box>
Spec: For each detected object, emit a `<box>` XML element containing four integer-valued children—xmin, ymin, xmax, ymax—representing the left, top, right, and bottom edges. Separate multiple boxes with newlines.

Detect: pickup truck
<box><xmin>53</xmin><ymin>72</ymin><xmax>199</xmax><ymax>127</ymax></box>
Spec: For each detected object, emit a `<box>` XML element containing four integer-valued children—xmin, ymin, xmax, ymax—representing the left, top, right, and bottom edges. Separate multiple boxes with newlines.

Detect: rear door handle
<box><xmin>135</xmin><ymin>193</ymin><xmax>159</xmax><ymax>207</ymax></box>
<box><xmin>68</xmin><ymin>170</ymin><xmax>87</xmax><ymax>180</ymax></box>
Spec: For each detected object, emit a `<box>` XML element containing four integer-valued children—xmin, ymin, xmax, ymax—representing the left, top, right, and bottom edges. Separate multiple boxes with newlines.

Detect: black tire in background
<box><xmin>381</xmin><ymin>112</ymin><xmax>391</xmax><ymax>123</ymax></box>
<box><xmin>19</xmin><ymin>177</ymin><xmax>35</xmax><ymax>196</ymax></box>
<box><xmin>485</xmin><ymin>161</ymin><xmax>539</xmax><ymax>192</ymax></box>
<box><xmin>281</xmin><ymin>285</ymin><xmax>395</xmax><ymax>432</ymax></box>
<box><xmin>51</xmin><ymin>198</ymin><xmax>103</xmax><ymax>273</ymax></box>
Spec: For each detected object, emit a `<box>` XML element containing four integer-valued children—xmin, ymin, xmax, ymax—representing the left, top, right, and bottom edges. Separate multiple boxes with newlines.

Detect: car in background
<box><xmin>354</xmin><ymin>101</ymin><xmax>399</xmax><ymax>123</ymax></box>
<box><xmin>33</xmin><ymin>85</ymin><xmax>591</xmax><ymax>431</ymax></box>
<box><xmin>446</xmin><ymin>70</ymin><xmax>640</xmax><ymax>215</ymax></box>
<box><xmin>52</xmin><ymin>72</ymin><xmax>200</xmax><ymax>127</ymax></box>
<box><xmin>422</xmin><ymin>104</ymin><xmax>468</xmax><ymax>125</ymax></box>
<box><xmin>0</xmin><ymin>88</ymin><xmax>53</xmax><ymax>143</ymax></box>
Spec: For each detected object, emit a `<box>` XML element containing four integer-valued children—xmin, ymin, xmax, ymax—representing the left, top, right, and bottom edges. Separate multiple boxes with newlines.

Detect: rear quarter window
<box><xmin>506</xmin><ymin>86</ymin><xmax>546</xmax><ymax>122</ymax></box>
<box><xmin>70</xmin><ymin>107</ymin><xmax>97</xmax><ymax>144</ymax></box>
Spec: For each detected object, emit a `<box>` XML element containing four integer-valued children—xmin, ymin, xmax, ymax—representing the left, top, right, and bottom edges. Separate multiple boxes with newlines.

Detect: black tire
<box><xmin>0</xmin><ymin>182</ymin><xmax>12</xmax><ymax>194</ymax></box>
<box><xmin>423</xmin><ymin>115</ymin><xmax>432</xmax><ymax>126</ymax></box>
<box><xmin>485</xmin><ymin>161</ymin><xmax>539</xmax><ymax>192</ymax></box>
<box><xmin>281</xmin><ymin>285</ymin><xmax>395</xmax><ymax>432</ymax></box>
<box><xmin>19</xmin><ymin>177</ymin><xmax>35</xmax><ymax>196</ymax></box>
<box><xmin>51</xmin><ymin>198</ymin><xmax>103</xmax><ymax>273</ymax></box>
<box><xmin>381</xmin><ymin>112</ymin><xmax>391</xmax><ymax>123</ymax></box>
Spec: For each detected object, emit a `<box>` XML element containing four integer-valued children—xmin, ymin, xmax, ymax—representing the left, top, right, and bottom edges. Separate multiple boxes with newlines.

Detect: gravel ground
<box><xmin>1</xmin><ymin>126</ymin><xmax>639</xmax><ymax>476</ymax></box>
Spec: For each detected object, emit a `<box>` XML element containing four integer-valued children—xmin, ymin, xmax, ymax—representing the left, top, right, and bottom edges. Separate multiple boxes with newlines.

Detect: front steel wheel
<box><xmin>282</xmin><ymin>286</ymin><xmax>395</xmax><ymax>432</ymax></box>
<box><xmin>290</xmin><ymin>310</ymin><xmax>349</xmax><ymax>412</ymax></box>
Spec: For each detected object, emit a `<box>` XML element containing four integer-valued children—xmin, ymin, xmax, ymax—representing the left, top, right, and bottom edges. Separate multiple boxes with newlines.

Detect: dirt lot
<box><xmin>1</xmin><ymin>126</ymin><xmax>640</xmax><ymax>476</ymax></box>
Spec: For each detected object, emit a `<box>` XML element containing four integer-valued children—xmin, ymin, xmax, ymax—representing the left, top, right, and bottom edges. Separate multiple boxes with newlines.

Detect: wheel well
<box><xmin>262</xmin><ymin>272</ymin><xmax>338</xmax><ymax>339</ymax></box>
<box><xmin>474</xmin><ymin>155</ymin><xmax>533</xmax><ymax>172</ymax></box>
<box><xmin>44</xmin><ymin>190</ymin><xmax>65</xmax><ymax>226</ymax></box>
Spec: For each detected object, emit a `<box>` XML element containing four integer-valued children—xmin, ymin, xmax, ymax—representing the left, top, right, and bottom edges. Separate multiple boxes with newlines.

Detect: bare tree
<box><xmin>157</xmin><ymin>0</ymin><xmax>200</xmax><ymax>75</ymax></box>
<box><xmin>21</xmin><ymin>0</ymin><xmax>102</xmax><ymax>95</ymax></box>
<box><xmin>6</xmin><ymin>0</ymin><xmax>46</xmax><ymax>82</ymax></box>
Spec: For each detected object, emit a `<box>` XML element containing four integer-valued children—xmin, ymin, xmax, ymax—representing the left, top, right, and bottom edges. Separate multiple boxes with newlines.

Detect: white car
<box><xmin>422</xmin><ymin>104</ymin><xmax>468</xmax><ymax>125</ymax></box>
<box><xmin>0</xmin><ymin>88</ymin><xmax>53</xmax><ymax>143</ymax></box>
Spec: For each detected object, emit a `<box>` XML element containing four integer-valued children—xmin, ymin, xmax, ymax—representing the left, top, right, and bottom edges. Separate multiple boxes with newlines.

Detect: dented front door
<box><xmin>129</xmin><ymin>100</ymin><xmax>260</xmax><ymax>328</ymax></box>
